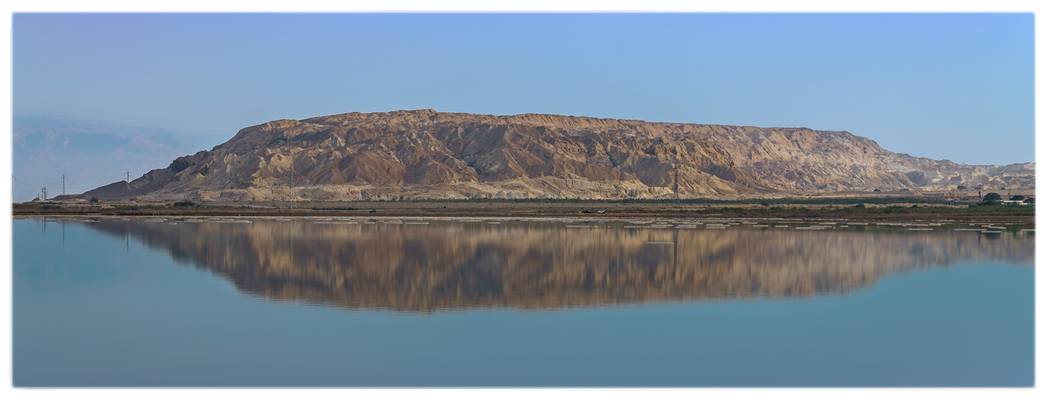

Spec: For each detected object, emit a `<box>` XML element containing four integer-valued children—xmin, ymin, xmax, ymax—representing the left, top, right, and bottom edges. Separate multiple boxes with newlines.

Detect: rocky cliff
<box><xmin>82</xmin><ymin>110</ymin><xmax>1034</xmax><ymax>201</ymax></box>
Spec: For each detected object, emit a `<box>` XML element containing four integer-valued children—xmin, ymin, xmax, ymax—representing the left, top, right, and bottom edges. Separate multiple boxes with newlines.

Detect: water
<box><xmin>12</xmin><ymin>217</ymin><xmax>1034</xmax><ymax>386</ymax></box>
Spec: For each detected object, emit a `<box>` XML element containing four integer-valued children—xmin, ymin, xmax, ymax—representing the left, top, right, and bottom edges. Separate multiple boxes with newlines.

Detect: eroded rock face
<box><xmin>83</xmin><ymin>110</ymin><xmax>1034</xmax><ymax>201</ymax></box>
<box><xmin>84</xmin><ymin>220</ymin><xmax>1033</xmax><ymax>312</ymax></box>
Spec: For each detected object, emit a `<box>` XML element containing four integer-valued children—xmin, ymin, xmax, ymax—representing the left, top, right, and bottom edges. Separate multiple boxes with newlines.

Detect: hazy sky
<box><xmin>14</xmin><ymin>13</ymin><xmax>1033</xmax><ymax>165</ymax></box>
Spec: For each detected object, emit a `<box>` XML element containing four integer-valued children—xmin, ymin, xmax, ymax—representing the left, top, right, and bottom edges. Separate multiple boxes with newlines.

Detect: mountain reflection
<box><xmin>82</xmin><ymin>219</ymin><xmax>1033</xmax><ymax>312</ymax></box>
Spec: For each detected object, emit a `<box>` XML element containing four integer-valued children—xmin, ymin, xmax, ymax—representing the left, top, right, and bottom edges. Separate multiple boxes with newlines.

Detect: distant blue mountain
<box><xmin>13</xmin><ymin>116</ymin><xmax>220</xmax><ymax>201</ymax></box>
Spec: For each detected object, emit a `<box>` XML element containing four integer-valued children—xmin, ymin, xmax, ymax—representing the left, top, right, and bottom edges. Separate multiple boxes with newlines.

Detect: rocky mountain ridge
<box><xmin>81</xmin><ymin>109</ymin><xmax>1034</xmax><ymax>201</ymax></box>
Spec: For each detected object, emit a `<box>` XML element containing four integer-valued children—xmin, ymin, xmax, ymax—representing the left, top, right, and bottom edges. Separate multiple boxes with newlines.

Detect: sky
<box><xmin>13</xmin><ymin>13</ymin><xmax>1034</xmax><ymax>165</ymax></box>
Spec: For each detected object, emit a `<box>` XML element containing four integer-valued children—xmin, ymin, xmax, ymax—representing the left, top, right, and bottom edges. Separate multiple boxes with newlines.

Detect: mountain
<box><xmin>82</xmin><ymin>219</ymin><xmax>1033</xmax><ymax>312</ymax></box>
<box><xmin>80</xmin><ymin>110</ymin><xmax>1034</xmax><ymax>201</ymax></box>
<box><xmin>13</xmin><ymin>116</ymin><xmax>219</xmax><ymax>201</ymax></box>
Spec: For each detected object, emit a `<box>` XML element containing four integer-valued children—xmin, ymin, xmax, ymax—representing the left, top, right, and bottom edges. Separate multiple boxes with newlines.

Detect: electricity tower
<box><xmin>669</xmin><ymin>155</ymin><xmax>680</xmax><ymax>203</ymax></box>
<box><xmin>673</xmin><ymin>164</ymin><xmax>680</xmax><ymax>201</ymax></box>
<box><xmin>289</xmin><ymin>161</ymin><xmax>295</xmax><ymax>188</ymax></box>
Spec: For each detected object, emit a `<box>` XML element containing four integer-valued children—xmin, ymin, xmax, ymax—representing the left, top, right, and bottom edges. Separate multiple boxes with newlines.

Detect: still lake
<box><xmin>13</xmin><ymin>217</ymin><xmax>1034</xmax><ymax>386</ymax></box>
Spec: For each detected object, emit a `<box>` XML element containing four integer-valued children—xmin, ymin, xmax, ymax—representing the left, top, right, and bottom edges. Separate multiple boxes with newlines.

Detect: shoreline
<box><xmin>12</xmin><ymin>200</ymin><xmax>1035</xmax><ymax>224</ymax></box>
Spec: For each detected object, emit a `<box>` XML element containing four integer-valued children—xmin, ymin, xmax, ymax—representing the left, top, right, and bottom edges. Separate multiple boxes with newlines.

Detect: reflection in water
<box><xmin>81</xmin><ymin>219</ymin><xmax>1032</xmax><ymax>312</ymax></box>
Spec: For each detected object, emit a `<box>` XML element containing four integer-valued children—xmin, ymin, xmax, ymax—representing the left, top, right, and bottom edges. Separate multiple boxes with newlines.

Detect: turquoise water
<box><xmin>12</xmin><ymin>218</ymin><xmax>1034</xmax><ymax>386</ymax></box>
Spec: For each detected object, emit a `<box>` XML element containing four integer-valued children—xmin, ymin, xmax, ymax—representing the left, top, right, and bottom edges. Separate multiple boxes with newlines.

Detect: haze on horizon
<box><xmin>11</xmin><ymin>13</ymin><xmax>1033</xmax><ymax>200</ymax></box>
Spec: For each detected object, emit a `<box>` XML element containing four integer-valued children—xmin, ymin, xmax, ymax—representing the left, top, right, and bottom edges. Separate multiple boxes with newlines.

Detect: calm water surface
<box><xmin>13</xmin><ymin>217</ymin><xmax>1034</xmax><ymax>386</ymax></box>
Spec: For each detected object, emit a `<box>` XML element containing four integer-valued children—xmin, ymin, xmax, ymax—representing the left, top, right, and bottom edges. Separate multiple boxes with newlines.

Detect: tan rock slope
<box><xmin>82</xmin><ymin>109</ymin><xmax>1034</xmax><ymax>201</ymax></box>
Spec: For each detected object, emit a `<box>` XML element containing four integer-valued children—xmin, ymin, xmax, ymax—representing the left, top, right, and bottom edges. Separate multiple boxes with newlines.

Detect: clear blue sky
<box><xmin>14</xmin><ymin>13</ymin><xmax>1033</xmax><ymax>165</ymax></box>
